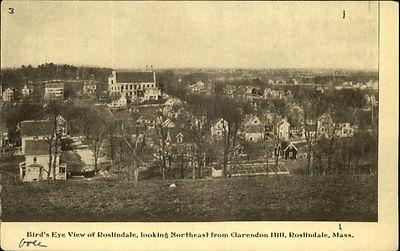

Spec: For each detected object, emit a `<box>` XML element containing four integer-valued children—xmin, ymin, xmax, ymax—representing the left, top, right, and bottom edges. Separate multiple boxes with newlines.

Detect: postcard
<box><xmin>0</xmin><ymin>1</ymin><xmax>398</xmax><ymax>250</ymax></box>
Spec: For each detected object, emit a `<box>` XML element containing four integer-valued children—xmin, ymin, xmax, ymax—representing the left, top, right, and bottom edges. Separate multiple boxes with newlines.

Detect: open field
<box><xmin>1</xmin><ymin>155</ymin><xmax>377</xmax><ymax>222</ymax></box>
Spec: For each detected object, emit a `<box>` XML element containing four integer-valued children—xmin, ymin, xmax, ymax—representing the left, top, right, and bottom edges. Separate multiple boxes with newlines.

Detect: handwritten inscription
<box><xmin>19</xmin><ymin>238</ymin><xmax>47</xmax><ymax>248</ymax></box>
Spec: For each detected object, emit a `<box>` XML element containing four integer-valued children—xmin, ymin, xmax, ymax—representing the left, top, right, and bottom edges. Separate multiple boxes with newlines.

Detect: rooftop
<box><xmin>20</xmin><ymin>120</ymin><xmax>54</xmax><ymax>137</ymax></box>
<box><xmin>116</xmin><ymin>72</ymin><xmax>155</xmax><ymax>83</ymax></box>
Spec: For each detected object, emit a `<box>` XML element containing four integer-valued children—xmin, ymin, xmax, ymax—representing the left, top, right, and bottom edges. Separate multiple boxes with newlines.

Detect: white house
<box><xmin>334</xmin><ymin>123</ymin><xmax>354</xmax><ymax>138</ymax></box>
<box><xmin>164</xmin><ymin>97</ymin><xmax>182</xmax><ymax>107</ymax></box>
<box><xmin>189</xmin><ymin>81</ymin><xmax>206</xmax><ymax>93</ymax></box>
<box><xmin>244</xmin><ymin>125</ymin><xmax>264</xmax><ymax>141</ymax></box>
<box><xmin>2</xmin><ymin>88</ymin><xmax>14</xmax><ymax>102</ymax></box>
<box><xmin>211</xmin><ymin>118</ymin><xmax>229</xmax><ymax>138</ymax></box>
<box><xmin>22</xmin><ymin>85</ymin><xmax>33</xmax><ymax>97</ymax></box>
<box><xmin>19</xmin><ymin>139</ymin><xmax>67</xmax><ymax>182</ymax></box>
<box><xmin>109</xmin><ymin>95</ymin><xmax>127</xmax><ymax>108</ymax></box>
<box><xmin>83</xmin><ymin>81</ymin><xmax>97</xmax><ymax>94</ymax></box>
<box><xmin>276</xmin><ymin>119</ymin><xmax>290</xmax><ymax>140</ymax></box>
<box><xmin>44</xmin><ymin>82</ymin><xmax>64</xmax><ymax>100</ymax></box>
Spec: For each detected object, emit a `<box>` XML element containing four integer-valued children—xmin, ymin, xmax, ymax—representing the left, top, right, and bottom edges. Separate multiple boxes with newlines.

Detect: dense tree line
<box><xmin>0</xmin><ymin>63</ymin><xmax>112</xmax><ymax>89</ymax></box>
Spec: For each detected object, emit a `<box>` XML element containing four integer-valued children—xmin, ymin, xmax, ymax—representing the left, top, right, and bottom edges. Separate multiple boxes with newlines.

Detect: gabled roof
<box><xmin>20</xmin><ymin>120</ymin><xmax>54</xmax><ymax>137</ymax></box>
<box><xmin>25</xmin><ymin>139</ymin><xmax>55</xmax><ymax>156</ymax></box>
<box><xmin>116</xmin><ymin>72</ymin><xmax>155</xmax><ymax>83</ymax></box>
<box><xmin>284</xmin><ymin>142</ymin><xmax>298</xmax><ymax>152</ymax></box>
<box><xmin>277</xmin><ymin>119</ymin><xmax>290</xmax><ymax>127</ymax></box>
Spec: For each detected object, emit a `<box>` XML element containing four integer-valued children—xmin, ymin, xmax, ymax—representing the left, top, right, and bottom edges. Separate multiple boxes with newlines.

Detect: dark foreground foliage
<box><xmin>2</xmin><ymin>171</ymin><xmax>377</xmax><ymax>222</ymax></box>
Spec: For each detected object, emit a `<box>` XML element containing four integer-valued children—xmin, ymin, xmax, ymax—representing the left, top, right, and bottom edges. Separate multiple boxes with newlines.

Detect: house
<box><xmin>244</xmin><ymin>115</ymin><xmax>262</xmax><ymax>127</ymax></box>
<box><xmin>136</xmin><ymin>114</ymin><xmax>160</xmax><ymax>128</ymax></box>
<box><xmin>334</xmin><ymin>123</ymin><xmax>354</xmax><ymax>138</ymax></box>
<box><xmin>44</xmin><ymin>82</ymin><xmax>64</xmax><ymax>100</ymax></box>
<box><xmin>189</xmin><ymin>81</ymin><xmax>206</xmax><ymax>93</ymax></box>
<box><xmin>108</xmin><ymin>95</ymin><xmax>127</xmax><ymax>108</ymax></box>
<box><xmin>245</xmin><ymin>86</ymin><xmax>253</xmax><ymax>94</ymax></box>
<box><xmin>19</xmin><ymin>116</ymin><xmax>68</xmax><ymax>154</ymax></box>
<box><xmin>2</xmin><ymin>88</ymin><xmax>14</xmax><ymax>102</ymax></box>
<box><xmin>317</xmin><ymin>113</ymin><xmax>335</xmax><ymax>137</ymax></box>
<box><xmin>302</xmin><ymin>123</ymin><xmax>318</xmax><ymax>139</ymax></box>
<box><xmin>164</xmin><ymin>97</ymin><xmax>182</xmax><ymax>107</ymax></box>
<box><xmin>276</xmin><ymin>119</ymin><xmax>290</xmax><ymax>141</ymax></box>
<box><xmin>244</xmin><ymin>124</ymin><xmax>264</xmax><ymax>141</ymax></box>
<box><xmin>144</xmin><ymin>87</ymin><xmax>161</xmax><ymax>101</ymax></box>
<box><xmin>108</xmin><ymin>70</ymin><xmax>159</xmax><ymax>101</ymax></box>
<box><xmin>283</xmin><ymin>142</ymin><xmax>298</xmax><ymax>160</ymax></box>
<box><xmin>22</xmin><ymin>85</ymin><xmax>33</xmax><ymax>97</ymax></box>
<box><xmin>211</xmin><ymin>118</ymin><xmax>229</xmax><ymax>138</ymax></box>
<box><xmin>83</xmin><ymin>81</ymin><xmax>97</xmax><ymax>95</ymax></box>
<box><xmin>162</xmin><ymin>118</ymin><xmax>176</xmax><ymax>129</ymax></box>
<box><xmin>19</xmin><ymin>139</ymin><xmax>67</xmax><ymax>182</ymax></box>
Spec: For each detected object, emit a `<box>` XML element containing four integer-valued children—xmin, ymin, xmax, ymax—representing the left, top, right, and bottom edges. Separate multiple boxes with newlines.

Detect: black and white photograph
<box><xmin>2</xmin><ymin>1</ymin><xmax>398</xmax><ymax>250</ymax></box>
<box><xmin>0</xmin><ymin>1</ymin><xmax>382</xmax><ymax>224</ymax></box>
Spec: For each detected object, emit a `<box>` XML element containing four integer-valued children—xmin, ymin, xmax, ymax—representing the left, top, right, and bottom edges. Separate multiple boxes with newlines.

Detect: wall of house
<box><xmin>23</xmin><ymin>155</ymin><xmax>65</xmax><ymax>181</ymax></box>
<box><xmin>245</xmin><ymin>132</ymin><xmax>264</xmax><ymax>141</ymax></box>
<box><xmin>21</xmin><ymin>136</ymin><xmax>48</xmax><ymax>154</ymax></box>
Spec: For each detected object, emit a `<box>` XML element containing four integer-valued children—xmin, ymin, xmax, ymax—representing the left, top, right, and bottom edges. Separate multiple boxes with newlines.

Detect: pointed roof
<box><xmin>284</xmin><ymin>142</ymin><xmax>298</xmax><ymax>152</ymax></box>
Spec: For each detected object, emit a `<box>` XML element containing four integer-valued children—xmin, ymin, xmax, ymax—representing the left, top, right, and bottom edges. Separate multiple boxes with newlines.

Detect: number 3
<box><xmin>9</xmin><ymin>8</ymin><xmax>14</xmax><ymax>14</ymax></box>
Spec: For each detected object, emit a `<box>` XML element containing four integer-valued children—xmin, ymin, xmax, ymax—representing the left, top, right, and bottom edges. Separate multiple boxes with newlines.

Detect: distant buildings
<box><xmin>21</xmin><ymin>85</ymin><xmax>33</xmax><ymax>97</ymax></box>
<box><xmin>83</xmin><ymin>81</ymin><xmax>97</xmax><ymax>95</ymax></box>
<box><xmin>189</xmin><ymin>81</ymin><xmax>207</xmax><ymax>93</ymax></box>
<box><xmin>276</xmin><ymin>119</ymin><xmax>290</xmax><ymax>141</ymax></box>
<box><xmin>44</xmin><ymin>82</ymin><xmax>64</xmax><ymax>100</ymax></box>
<box><xmin>211</xmin><ymin>118</ymin><xmax>229</xmax><ymax>138</ymax></box>
<box><xmin>108</xmin><ymin>70</ymin><xmax>160</xmax><ymax>102</ymax></box>
<box><xmin>2</xmin><ymin>88</ymin><xmax>14</xmax><ymax>102</ymax></box>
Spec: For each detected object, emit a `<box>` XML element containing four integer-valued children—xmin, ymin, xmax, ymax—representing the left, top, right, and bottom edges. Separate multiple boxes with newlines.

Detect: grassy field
<box><xmin>1</xmin><ymin>156</ymin><xmax>377</xmax><ymax>222</ymax></box>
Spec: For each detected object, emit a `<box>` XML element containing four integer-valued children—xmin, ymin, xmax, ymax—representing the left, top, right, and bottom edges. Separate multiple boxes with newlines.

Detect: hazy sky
<box><xmin>1</xmin><ymin>1</ymin><xmax>378</xmax><ymax>70</ymax></box>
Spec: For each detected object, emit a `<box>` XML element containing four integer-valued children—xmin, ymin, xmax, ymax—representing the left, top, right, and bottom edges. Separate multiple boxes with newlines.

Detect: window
<box><xmin>289</xmin><ymin>152</ymin><xmax>293</xmax><ymax>158</ymax></box>
<box><xmin>33</xmin><ymin>157</ymin><xmax>37</xmax><ymax>164</ymax></box>
<box><xmin>59</xmin><ymin>166</ymin><xmax>66</xmax><ymax>173</ymax></box>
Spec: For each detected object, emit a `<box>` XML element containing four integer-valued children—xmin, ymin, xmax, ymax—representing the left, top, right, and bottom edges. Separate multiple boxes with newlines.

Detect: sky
<box><xmin>1</xmin><ymin>1</ymin><xmax>379</xmax><ymax>70</ymax></box>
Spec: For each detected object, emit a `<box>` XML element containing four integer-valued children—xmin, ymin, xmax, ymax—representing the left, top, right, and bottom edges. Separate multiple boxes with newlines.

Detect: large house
<box><xmin>2</xmin><ymin>88</ymin><xmax>14</xmax><ymax>102</ymax></box>
<box><xmin>211</xmin><ymin>118</ymin><xmax>229</xmax><ymax>138</ymax></box>
<box><xmin>22</xmin><ymin>85</ymin><xmax>33</xmax><ymax>97</ymax></box>
<box><xmin>243</xmin><ymin>115</ymin><xmax>264</xmax><ymax>141</ymax></box>
<box><xmin>44</xmin><ymin>82</ymin><xmax>64</xmax><ymax>100</ymax></box>
<box><xmin>108</xmin><ymin>70</ymin><xmax>160</xmax><ymax>102</ymax></box>
<box><xmin>19</xmin><ymin>139</ymin><xmax>67</xmax><ymax>182</ymax></box>
<box><xmin>83</xmin><ymin>81</ymin><xmax>97</xmax><ymax>95</ymax></box>
<box><xmin>244</xmin><ymin>125</ymin><xmax>264</xmax><ymax>141</ymax></box>
<box><xmin>19</xmin><ymin>116</ymin><xmax>68</xmax><ymax>154</ymax></box>
<box><xmin>276</xmin><ymin>119</ymin><xmax>290</xmax><ymax>140</ymax></box>
<box><xmin>317</xmin><ymin>113</ymin><xmax>335</xmax><ymax>137</ymax></box>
